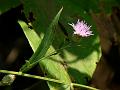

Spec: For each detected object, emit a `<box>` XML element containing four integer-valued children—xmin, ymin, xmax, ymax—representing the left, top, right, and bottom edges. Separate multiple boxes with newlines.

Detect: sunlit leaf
<box><xmin>19</xmin><ymin>7</ymin><xmax>72</xmax><ymax>90</ymax></box>
<box><xmin>18</xmin><ymin>22</ymin><xmax>40</xmax><ymax>52</ymax></box>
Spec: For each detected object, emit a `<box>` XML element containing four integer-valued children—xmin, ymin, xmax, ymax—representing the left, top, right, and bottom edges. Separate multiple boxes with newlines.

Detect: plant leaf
<box><xmin>19</xmin><ymin>7</ymin><xmax>63</xmax><ymax>72</ymax></box>
<box><xmin>18</xmin><ymin>22</ymin><xmax>40</xmax><ymax>52</ymax></box>
<box><xmin>53</xmin><ymin>0</ymin><xmax>102</xmax><ymax>85</ymax></box>
<box><xmin>19</xmin><ymin>7</ymin><xmax>72</xmax><ymax>90</ymax></box>
<box><xmin>0</xmin><ymin>0</ymin><xmax>21</xmax><ymax>13</ymax></box>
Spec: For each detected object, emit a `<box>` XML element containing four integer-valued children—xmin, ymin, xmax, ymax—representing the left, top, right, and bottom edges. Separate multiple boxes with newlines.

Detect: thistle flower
<box><xmin>69</xmin><ymin>19</ymin><xmax>93</xmax><ymax>37</ymax></box>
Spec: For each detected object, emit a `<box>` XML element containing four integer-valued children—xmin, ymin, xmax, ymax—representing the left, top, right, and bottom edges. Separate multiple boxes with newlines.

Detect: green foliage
<box><xmin>18</xmin><ymin>22</ymin><xmax>40</xmax><ymax>52</ymax></box>
<box><xmin>0</xmin><ymin>0</ymin><xmax>21</xmax><ymax>13</ymax></box>
<box><xmin>54</xmin><ymin>0</ymin><xmax>101</xmax><ymax>85</ymax></box>
<box><xmin>23</xmin><ymin>0</ymin><xmax>58</xmax><ymax>33</ymax></box>
<box><xmin>19</xmin><ymin>7</ymin><xmax>63</xmax><ymax>72</ymax></box>
<box><xmin>1</xmin><ymin>0</ymin><xmax>116</xmax><ymax>90</ymax></box>
<box><xmin>19</xmin><ymin>0</ymin><xmax>101</xmax><ymax>89</ymax></box>
<box><xmin>19</xmin><ymin>8</ymin><xmax>72</xmax><ymax>90</ymax></box>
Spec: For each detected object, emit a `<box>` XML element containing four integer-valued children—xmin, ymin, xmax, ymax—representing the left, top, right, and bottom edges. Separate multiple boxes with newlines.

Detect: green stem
<box><xmin>0</xmin><ymin>70</ymin><xmax>99</xmax><ymax>90</ymax></box>
<box><xmin>71</xmin><ymin>83</ymin><xmax>99</xmax><ymax>90</ymax></box>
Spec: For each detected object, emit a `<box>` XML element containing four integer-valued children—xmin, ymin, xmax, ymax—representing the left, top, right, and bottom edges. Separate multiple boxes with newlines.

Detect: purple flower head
<box><xmin>69</xmin><ymin>19</ymin><xmax>93</xmax><ymax>37</ymax></box>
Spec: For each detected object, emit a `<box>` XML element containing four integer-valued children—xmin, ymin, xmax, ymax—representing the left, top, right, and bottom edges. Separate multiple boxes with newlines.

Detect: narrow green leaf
<box><xmin>19</xmin><ymin>7</ymin><xmax>63</xmax><ymax>72</ymax></box>
<box><xmin>19</xmin><ymin>7</ymin><xmax>72</xmax><ymax>90</ymax></box>
<box><xmin>18</xmin><ymin>22</ymin><xmax>40</xmax><ymax>52</ymax></box>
